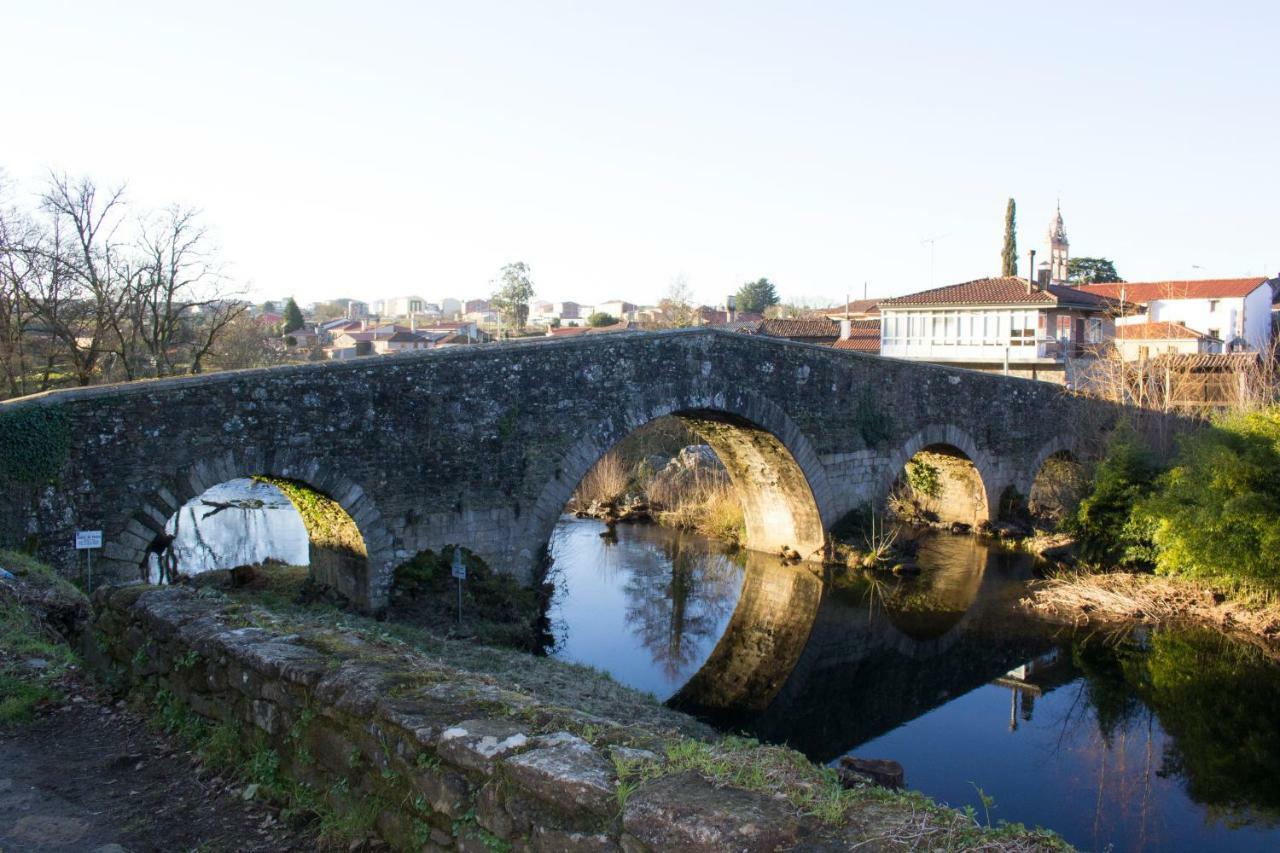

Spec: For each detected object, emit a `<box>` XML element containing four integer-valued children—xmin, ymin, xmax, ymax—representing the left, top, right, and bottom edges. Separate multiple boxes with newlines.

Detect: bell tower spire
<box><xmin>1048</xmin><ymin>201</ymin><xmax>1069</xmax><ymax>284</ymax></box>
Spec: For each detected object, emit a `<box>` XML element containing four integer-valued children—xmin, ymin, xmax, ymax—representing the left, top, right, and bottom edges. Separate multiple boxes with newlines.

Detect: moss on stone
<box><xmin>254</xmin><ymin>477</ymin><xmax>367</xmax><ymax>557</ymax></box>
<box><xmin>0</xmin><ymin>404</ymin><xmax>71</xmax><ymax>486</ymax></box>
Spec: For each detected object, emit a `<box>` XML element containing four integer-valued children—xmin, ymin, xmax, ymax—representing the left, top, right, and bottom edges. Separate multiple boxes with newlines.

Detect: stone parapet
<box><xmin>88</xmin><ymin>585</ymin><xmax>850</xmax><ymax>851</ymax></box>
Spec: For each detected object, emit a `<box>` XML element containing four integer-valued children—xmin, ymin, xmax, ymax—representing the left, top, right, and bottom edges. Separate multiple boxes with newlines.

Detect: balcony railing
<box><xmin>881</xmin><ymin>337</ymin><xmax>1095</xmax><ymax>361</ymax></box>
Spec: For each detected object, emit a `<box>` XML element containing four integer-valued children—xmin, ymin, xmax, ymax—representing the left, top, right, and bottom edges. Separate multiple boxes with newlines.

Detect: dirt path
<box><xmin>0</xmin><ymin>683</ymin><xmax>316</xmax><ymax>853</ymax></box>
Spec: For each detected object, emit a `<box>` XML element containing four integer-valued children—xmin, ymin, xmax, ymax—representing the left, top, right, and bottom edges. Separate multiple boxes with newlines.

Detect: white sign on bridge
<box><xmin>75</xmin><ymin>530</ymin><xmax>103</xmax><ymax>550</ymax></box>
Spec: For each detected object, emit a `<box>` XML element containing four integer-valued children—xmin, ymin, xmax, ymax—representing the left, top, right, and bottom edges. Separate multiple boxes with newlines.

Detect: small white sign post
<box><xmin>75</xmin><ymin>530</ymin><xmax>103</xmax><ymax>592</ymax></box>
<box><xmin>451</xmin><ymin>551</ymin><xmax>467</xmax><ymax>623</ymax></box>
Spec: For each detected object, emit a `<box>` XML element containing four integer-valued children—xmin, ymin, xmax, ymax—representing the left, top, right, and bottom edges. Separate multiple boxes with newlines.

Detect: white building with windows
<box><xmin>878</xmin><ymin>276</ymin><xmax>1118</xmax><ymax>383</ymax></box>
<box><xmin>1077</xmin><ymin>277</ymin><xmax>1274</xmax><ymax>352</ymax></box>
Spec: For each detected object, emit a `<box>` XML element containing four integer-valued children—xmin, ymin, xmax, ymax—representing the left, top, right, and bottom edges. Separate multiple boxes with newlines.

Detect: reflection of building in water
<box><xmin>992</xmin><ymin>648</ymin><xmax>1073</xmax><ymax>731</ymax></box>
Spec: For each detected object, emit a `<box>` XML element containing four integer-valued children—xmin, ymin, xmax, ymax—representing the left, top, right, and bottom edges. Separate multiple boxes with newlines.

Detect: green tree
<box><xmin>259</xmin><ymin>300</ymin><xmax>277</xmax><ymax>314</ymax></box>
<box><xmin>1138</xmin><ymin>407</ymin><xmax>1280</xmax><ymax>586</ymax></box>
<box><xmin>1068</xmin><ymin>257</ymin><xmax>1124</xmax><ymax>284</ymax></box>
<box><xmin>735</xmin><ymin>278</ymin><xmax>780</xmax><ymax>314</ymax></box>
<box><xmin>1000</xmin><ymin>198</ymin><xmax>1018</xmax><ymax>277</ymax></box>
<box><xmin>490</xmin><ymin>262</ymin><xmax>535</xmax><ymax>331</ymax></box>
<box><xmin>587</xmin><ymin>312</ymin><xmax>617</xmax><ymax>327</ymax></box>
<box><xmin>1066</xmin><ymin>427</ymin><xmax>1160</xmax><ymax>565</ymax></box>
<box><xmin>281</xmin><ymin>298</ymin><xmax>304</xmax><ymax>334</ymax></box>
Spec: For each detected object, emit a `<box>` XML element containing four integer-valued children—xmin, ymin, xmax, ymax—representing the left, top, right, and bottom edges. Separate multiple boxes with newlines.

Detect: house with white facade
<box><xmin>1112</xmin><ymin>322</ymin><xmax>1221</xmax><ymax>360</ymax></box>
<box><xmin>878</xmin><ymin>276</ymin><xmax>1119</xmax><ymax>383</ymax></box>
<box><xmin>1077</xmin><ymin>277</ymin><xmax>1275</xmax><ymax>352</ymax></box>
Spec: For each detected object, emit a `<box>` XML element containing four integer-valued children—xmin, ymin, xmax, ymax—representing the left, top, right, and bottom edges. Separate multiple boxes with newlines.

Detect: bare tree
<box><xmin>657</xmin><ymin>275</ymin><xmax>698</xmax><ymax>328</ymax></box>
<box><xmin>126</xmin><ymin>205</ymin><xmax>245</xmax><ymax>376</ymax></box>
<box><xmin>0</xmin><ymin>170</ymin><xmax>258</xmax><ymax>398</ymax></box>
<box><xmin>26</xmin><ymin>173</ymin><xmax>131</xmax><ymax>386</ymax></box>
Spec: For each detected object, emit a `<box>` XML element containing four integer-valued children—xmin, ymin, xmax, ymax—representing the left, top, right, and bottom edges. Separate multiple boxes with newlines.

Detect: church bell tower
<box><xmin>1049</xmin><ymin>204</ymin><xmax>1069</xmax><ymax>284</ymax></box>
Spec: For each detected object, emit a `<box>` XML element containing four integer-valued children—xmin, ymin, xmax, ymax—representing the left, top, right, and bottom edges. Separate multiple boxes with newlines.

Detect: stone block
<box><xmin>502</xmin><ymin>733</ymin><xmax>616</xmax><ymax>817</ymax></box>
<box><xmin>622</xmin><ymin>772</ymin><xmax>802</xmax><ymax>852</ymax></box>
<box><xmin>437</xmin><ymin>719</ymin><xmax>532</xmax><ymax>775</ymax></box>
<box><xmin>410</xmin><ymin>766</ymin><xmax>472</xmax><ymax>818</ymax></box>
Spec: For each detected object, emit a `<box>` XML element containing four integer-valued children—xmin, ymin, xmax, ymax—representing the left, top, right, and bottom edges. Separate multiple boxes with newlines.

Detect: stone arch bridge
<box><xmin>0</xmin><ymin>328</ymin><xmax>1118</xmax><ymax>612</ymax></box>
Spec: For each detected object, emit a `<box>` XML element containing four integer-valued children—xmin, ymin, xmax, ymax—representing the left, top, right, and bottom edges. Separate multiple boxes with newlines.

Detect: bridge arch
<box><xmin>106</xmin><ymin>449</ymin><xmax>396</xmax><ymax>612</ymax></box>
<box><xmin>879</xmin><ymin>425</ymin><xmax>1000</xmax><ymax>526</ymax></box>
<box><xmin>1022</xmin><ymin>435</ymin><xmax>1085</xmax><ymax>524</ymax></box>
<box><xmin>523</xmin><ymin>390</ymin><xmax>834</xmax><ymax>570</ymax></box>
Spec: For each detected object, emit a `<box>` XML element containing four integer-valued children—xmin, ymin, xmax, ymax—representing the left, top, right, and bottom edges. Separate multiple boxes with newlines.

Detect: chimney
<box><xmin>1037</xmin><ymin>262</ymin><xmax>1052</xmax><ymax>289</ymax></box>
<box><xmin>840</xmin><ymin>319</ymin><xmax>852</xmax><ymax>341</ymax></box>
<box><xmin>1027</xmin><ymin>249</ymin><xmax>1037</xmax><ymax>294</ymax></box>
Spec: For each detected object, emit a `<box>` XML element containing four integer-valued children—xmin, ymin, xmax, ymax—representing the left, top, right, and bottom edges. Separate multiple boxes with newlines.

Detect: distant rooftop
<box><xmin>879</xmin><ymin>277</ymin><xmax>1116</xmax><ymax>309</ymax></box>
<box><xmin>1076</xmin><ymin>277</ymin><xmax>1270</xmax><ymax>303</ymax></box>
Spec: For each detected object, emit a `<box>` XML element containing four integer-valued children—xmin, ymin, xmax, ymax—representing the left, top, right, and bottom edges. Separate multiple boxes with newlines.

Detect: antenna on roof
<box><xmin>921</xmin><ymin>235</ymin><xmax>948</xmax><ymax>288</ymax></box>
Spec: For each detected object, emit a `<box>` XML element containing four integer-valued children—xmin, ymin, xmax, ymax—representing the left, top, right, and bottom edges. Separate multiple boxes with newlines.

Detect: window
<box><xmin>1009</xmin><ymin>310</ymin><xmax>1037</xmax><ymax>346</ymax></box>
<box><xmin>1087</xmin><ymin>318</ymin><xmax>1103</xmax><ymax>343</ymax></box>
<box><xmin>1208</xmin><ymin>328</ymin><xmax>1219</xmax><ymax>340</ymax></box>
<box><xmin>1209</xmin><ymin>299</ymin><xmax>1219</xmax><ymax>312</ymax></box>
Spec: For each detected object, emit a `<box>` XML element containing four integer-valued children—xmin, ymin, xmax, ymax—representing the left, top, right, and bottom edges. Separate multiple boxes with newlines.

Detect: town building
<box><xmin>553</xmin><ymin>301</ymin><xmax>582</xmax><ymax>320</ymax></box>
<box><xmin>1112</xmin><ymin>322</ymin><xmax>1221</xmax><ymax>360</ymax></box>
<box><xmin>877</xmin><ymin>276</ymin><xmax>1119</xmax><ymax>383</ymax></box>
<box><xmin>374</xmin><ymin>296</ymin><xmax>430</xmax><ymax>318</ymax></box>
<box><xmin>1076</xmin><ymin>277</ymin><xmax>1275</xmax><ymax>352</ymax></box>
<box><xmin>594</xmin><ymin>300</ymin><xmax>637</xmax><ymax>320</ymax></box>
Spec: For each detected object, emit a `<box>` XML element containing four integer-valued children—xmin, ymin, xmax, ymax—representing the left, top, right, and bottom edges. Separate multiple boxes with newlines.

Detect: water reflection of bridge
<box><xmin>671</xmin><ymin>534</ymin><xmax>1059</xmax><ymax>762</ymax></box>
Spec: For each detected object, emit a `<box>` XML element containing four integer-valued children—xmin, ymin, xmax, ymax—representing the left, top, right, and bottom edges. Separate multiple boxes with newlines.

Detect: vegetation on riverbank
<box><xmin>1027</xmin><ymin>404</ymin><xmax>1280</xmax><ymax>645</ymax></box>
<box><xmin>1022</xmin><ymin>570</ymin><xmax>1280</xmax><ymax>656</ymax></box>
<box><xmin>0</xmin><ymin>549</ymin><xmax>87</xmax><ymax>722</ymax></box>
<box><xmin>569</xmin><ymin>418</ymin><xmax>746</xmax><ymax>544</ymax></box>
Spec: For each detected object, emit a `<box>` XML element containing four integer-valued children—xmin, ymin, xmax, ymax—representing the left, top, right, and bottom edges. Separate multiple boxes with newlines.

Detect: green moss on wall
<box><xmin>0</xmin><ymin>405</ymin><xmax>71</xmax><ymax>486</ymax></box>
<box><xmin>254</xmin><ymin>477</ymin><xmax>367</xmax><ymax>557</ymax></box>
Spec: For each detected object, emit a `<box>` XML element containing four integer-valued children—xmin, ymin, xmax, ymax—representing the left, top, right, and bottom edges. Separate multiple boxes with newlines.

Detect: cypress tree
<box><xmin>1000</xmin><ymin>198</ymin><xmax>1018</xmax><ymax>277</ymax></box>
<box><xmin>282</xmin><ymin>297</ymin><xmax>304</xmax><ymax>333</ymax></box>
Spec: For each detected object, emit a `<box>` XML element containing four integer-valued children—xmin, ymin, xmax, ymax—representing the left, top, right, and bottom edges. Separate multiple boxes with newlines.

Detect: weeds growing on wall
<box><xmin>0</xmin><ymin>549</ymin><xmax>85</xmax><ymax>722</ymax></box>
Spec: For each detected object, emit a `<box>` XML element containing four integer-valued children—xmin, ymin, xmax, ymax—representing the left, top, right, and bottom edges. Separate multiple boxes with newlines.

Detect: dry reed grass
<box><xmin>1022</xmin><ymin>569</ymin><xmax>1280</xmax><ymax>658</ymax></box>
<box><xmin>571</xmin><ymin>449</ymin><xmax>630</xmax><ymax>509</ymax></box>
<box><xmin>649</xmin><ymin>469</ymin><xmax>744</xmax><ymax>543</ymax></box>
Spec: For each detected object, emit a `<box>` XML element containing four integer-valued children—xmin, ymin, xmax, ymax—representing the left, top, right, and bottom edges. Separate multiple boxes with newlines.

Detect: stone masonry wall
<box><xmin>88</xmin><ymin>584</ymin><xmax>849</xmax><ymax>852</ymax></box>
<box><xmin>3</xmin><ymin>329</ymin><xmax>1128</xmax><ymax>611</ymax></box>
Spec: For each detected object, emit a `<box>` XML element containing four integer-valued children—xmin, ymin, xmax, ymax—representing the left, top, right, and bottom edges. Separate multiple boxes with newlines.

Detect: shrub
<box><xmin>1066</xmin><ymin>427</ymin><xmax>1160</xmax><ymax>566</ymax></box>
<box><xmin>1138</xmin><ymin>406</ymin><xmax>1280</xmax><ymax>586</ymax></box>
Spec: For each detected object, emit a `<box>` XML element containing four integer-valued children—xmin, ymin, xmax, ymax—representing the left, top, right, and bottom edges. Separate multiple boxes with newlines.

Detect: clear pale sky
<box><xmin>4</xmin><ymin>1</ymin><xmax>1276</xmax><ymax>308</ymax></box>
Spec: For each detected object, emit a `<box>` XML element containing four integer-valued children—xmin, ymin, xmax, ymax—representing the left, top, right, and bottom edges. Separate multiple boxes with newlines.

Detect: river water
<box><xmin>546</xmin><ymin>515</ymin><xmax>1280</xmax><ymax>853</ymax></box>
<box><xmin>155</xmin><ymin>480</ymin><xmax>1280</xmax><ymax>852</ymax></box>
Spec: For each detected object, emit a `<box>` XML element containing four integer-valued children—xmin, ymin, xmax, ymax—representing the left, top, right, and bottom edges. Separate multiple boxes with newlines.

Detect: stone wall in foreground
<box><xmin>88</xmin><ymin>585</ymin><xmax>830</xmax><ymax>852</ymax></box>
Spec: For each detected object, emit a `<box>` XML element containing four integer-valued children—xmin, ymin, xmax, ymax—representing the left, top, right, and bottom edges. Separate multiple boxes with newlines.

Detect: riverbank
<box><xmin>90</xmin><ymin>581</ymin><xmax>1071</xmax><ymax>851</ymax></box>
<box><xmin>1020</xmin><ymin>569</ymin><xmax>1280</xmax><ymax>658</ymax></box>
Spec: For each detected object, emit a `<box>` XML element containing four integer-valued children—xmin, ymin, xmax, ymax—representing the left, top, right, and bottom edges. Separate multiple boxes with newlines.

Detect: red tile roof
<box><xmin>832</xmin><ymin>319</ymin><xmax>881</xmax><ymax>353</ymax></box>
<box><xmin>546</xmin><ymin>323</ymin><xmax>628</xmax><ymax>337</ymax></box>
<box><xmin>1077</xmin><ymin>277</ymin><xmax>1268</xmax><ymax>304</ymax></box>
<box><xmin>751</xmin><ymin>318</ymin><xmax>840</xmax><ymax>340</ymax></box>
<box><xmin>879</xmin><ymin>277</ymin><xmax>1116</xmax><ymax>309</ymax></box>
<box><xmin>818</xmin><ymin>299</ymin><xmax>880</xmax><ymax>317</ymax></box>
<box><xmin>1115</xmin><ymin>322</ymin><xmax>1217</xmax><ymax>341</ymax></box>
